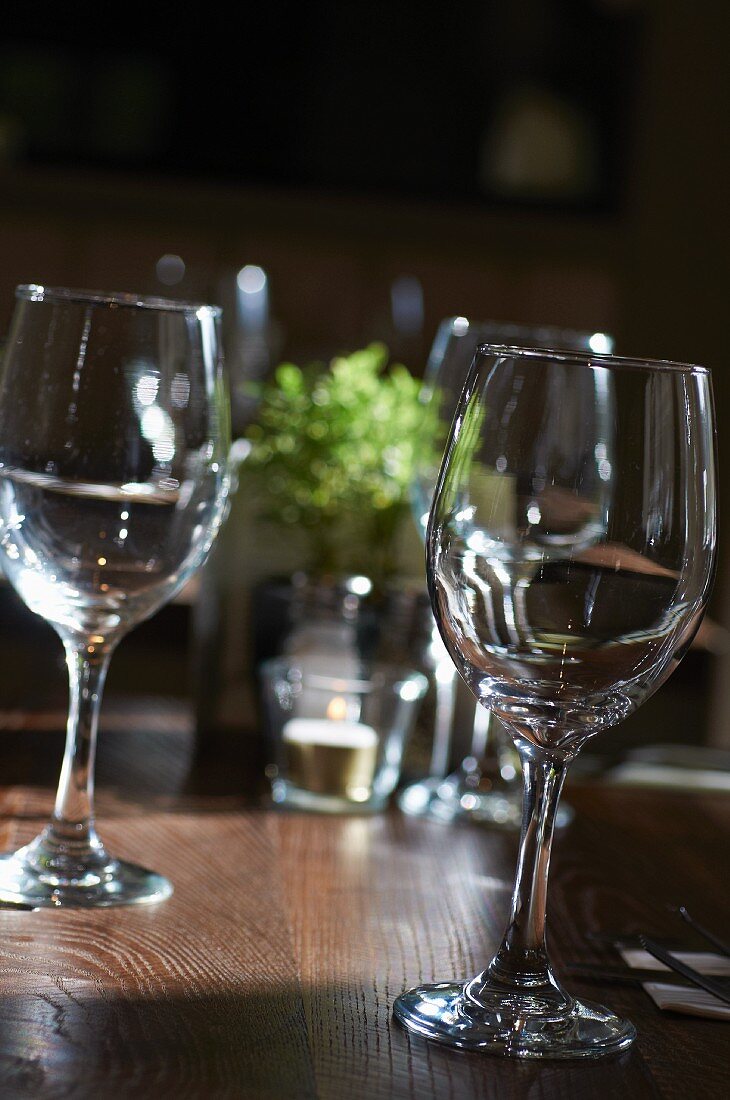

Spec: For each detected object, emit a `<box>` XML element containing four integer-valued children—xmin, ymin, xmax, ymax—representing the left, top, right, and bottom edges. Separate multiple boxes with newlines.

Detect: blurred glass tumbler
<box><xmin>261</xmin><ymin>660</ymin><xmax>427</xmax><ymax>812</ymax></box>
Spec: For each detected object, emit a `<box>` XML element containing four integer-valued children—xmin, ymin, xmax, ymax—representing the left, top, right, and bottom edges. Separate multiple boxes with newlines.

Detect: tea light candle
<box><xmin>282</xmin><ymin>716</ymin><xmax>379</xmax><ymax>801</ymax></box>
<box><xmin>282</xmin><ymin>718</ymin><xmax>378</xmax><ymax>750</ymax></box>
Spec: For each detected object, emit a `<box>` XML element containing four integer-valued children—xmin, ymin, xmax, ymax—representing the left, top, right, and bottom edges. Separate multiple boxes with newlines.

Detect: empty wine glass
<box><xmin>400</xmin><ymin>317</ymin><xmax>614</xmax><ymax>828</ymax></box>
<box><xmin>0</xmin><ymin>285</ymin><xmax>230</xmax><ymax>907</ymax></box>
<box><xmin>394</xmin><ymin>345</ymin><xmax>716</xmax><ymax>1057</ymax></box>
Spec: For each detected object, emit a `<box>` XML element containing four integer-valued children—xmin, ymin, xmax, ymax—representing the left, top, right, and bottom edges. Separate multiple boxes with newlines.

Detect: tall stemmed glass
<box><xmin>394</xmin><ymin>345</ymin><xmax>716</xmax><ymax>1057</ymax></box>
<box><xmin>0</xmin><ymin>285</ymin><xmax>230</xmax><ymax>907</ymax></box>
<box><xmin>400</xmin><ymin>317</ymin><xmax>614</xmax><ymax>828</ymax></box>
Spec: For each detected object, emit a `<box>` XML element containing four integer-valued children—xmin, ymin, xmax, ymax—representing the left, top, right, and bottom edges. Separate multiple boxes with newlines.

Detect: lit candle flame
<box><xmin>326</xmin><ymin>696</ymin><xmax>348</xmax><ymax>722</ymax></box>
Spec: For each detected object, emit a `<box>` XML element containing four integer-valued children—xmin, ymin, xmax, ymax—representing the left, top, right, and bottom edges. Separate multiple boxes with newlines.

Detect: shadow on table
<box><xmin>0</xmin><ymin>980</ymin><xmax>645</xmax><ymax>1100</ymax></box>
<box><xmin>0</xmin><ymin>985</ymin><xmax>314</xmax><ymax>1099</ymax></box>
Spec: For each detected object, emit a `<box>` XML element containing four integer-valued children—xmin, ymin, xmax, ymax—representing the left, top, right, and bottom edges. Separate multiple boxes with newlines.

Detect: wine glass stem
<box><xmin>472</xmin><ymin>742</ymin><xmax>570</xmax><ymax>996</ymax></box>
<box><xmin>48</xmin><ymin>641</ymin><xmax>114</xmax><ymax>850</ymax></box>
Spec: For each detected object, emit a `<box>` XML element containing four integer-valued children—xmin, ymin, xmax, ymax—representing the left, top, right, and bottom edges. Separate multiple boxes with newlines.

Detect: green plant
<box><xmin>243</xmin><ymin>343</ymin><xmax>442</xmax><ymax>581</ymax></box>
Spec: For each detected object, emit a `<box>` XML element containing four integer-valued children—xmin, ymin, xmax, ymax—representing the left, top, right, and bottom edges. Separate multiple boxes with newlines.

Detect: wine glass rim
<box><xmin>15</xmin><ymin>284</ymin><xmax>222</xmax><ymax>317</ymax></box>
<box><xmin>476</xmin><ymin>343</ymin><xmax>710</xmax><ymax>375</ymax></box>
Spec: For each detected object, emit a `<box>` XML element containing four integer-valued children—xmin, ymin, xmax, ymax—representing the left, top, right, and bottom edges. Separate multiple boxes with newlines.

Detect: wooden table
<box><xmin>0</xmin><ymin>705</ymin><xmax>728</xmax><ymax>1099</ymax></box>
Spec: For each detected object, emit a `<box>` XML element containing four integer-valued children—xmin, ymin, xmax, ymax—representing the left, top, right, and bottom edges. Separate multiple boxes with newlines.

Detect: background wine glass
<box><xmin>0</xmin><ymin>285</ymin><xmax>230</xmax><ymax>907</ymax></box>
<box><xmin>400</xmin><ymin>317</ymin><xmax>614</xmax><ymax>828</ymax></box>
<box><xmin>394</xmin><ymin>344</ymin><xmax>716</xmax><ymax>1057</ymax></box>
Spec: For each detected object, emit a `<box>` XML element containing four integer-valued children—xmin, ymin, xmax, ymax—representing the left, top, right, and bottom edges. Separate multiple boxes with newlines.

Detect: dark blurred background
<box><xmin>0</xmin><ymin>0</ymin><xmax>728</xmax><ymax>753</ymax></box>
<box><xmin>0</xmin><ymin>2</ymin><xmax>641</xmax><ymax>207</ymax></box>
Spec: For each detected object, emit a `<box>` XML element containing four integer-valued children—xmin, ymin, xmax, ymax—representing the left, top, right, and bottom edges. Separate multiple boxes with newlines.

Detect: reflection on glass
<box><xmin>400</xmin><ymin>317</ymin><xmax>615</xmax><ymax>829</ymax></box>
<box><xmin>0</xmin><ymin>285</ymin><xmax>230</xmax><ymax>907</ymax></box>
<box><xmin>394</xmin><ymin>345</ymin><xmax>716</xmax><ymax>1058</ymax></box>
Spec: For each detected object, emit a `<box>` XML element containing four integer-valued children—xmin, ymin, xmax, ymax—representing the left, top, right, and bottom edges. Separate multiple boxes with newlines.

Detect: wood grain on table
<box><xmin>0</xmin><ymin>707</ymin><xmax>728</xmax><ymax>1099</ymax></box>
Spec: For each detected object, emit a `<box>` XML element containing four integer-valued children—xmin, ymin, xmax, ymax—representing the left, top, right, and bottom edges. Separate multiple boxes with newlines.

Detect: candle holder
<box><xmin>260</xmin><ymin>659</ymin><xmax>427</xmax><ymax>813</ymax></box>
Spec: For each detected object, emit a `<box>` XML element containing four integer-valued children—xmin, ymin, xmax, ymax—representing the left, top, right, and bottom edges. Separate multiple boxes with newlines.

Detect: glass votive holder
<box><xmin>260</xmin><ymin>659</ymin><xmax>428</xmax><ymax>813</ymax></box>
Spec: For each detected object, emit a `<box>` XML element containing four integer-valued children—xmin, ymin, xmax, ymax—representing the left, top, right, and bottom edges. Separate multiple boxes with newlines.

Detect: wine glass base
<box><xmin>398</xmin><ymin>776</ymin><xmax>573</xmax><ymax>830</ymax></box>
<box><xmin>0</xmin><ymin>851</ymin><xmax>173</xmax><ymax>908</ymax></box>
<box><xmin>393</xmin><ymin>982</ymin><xmax>636</xmax><ymax>1059</ymax></box>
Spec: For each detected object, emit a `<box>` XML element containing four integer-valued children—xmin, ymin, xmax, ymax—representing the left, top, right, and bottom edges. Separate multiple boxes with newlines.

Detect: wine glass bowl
<box><xmin>394</xmin><ymin>345</ymin><xmax>716</xmax><ymax>1057</ymax></box>
<box><xmin>0</xmin><ymin>285</ymin><xmax>230</xmax><ymax>907</ymax></box>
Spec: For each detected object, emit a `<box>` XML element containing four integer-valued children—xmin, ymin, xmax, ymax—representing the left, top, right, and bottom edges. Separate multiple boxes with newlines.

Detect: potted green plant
<box><xmin>243</xmin><ymin>342</ymin><xmax>440</xmax><ymax>587</ymax></box>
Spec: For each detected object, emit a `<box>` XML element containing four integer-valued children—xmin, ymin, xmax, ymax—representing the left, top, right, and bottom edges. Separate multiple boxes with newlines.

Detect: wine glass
<box><xmin>0</xmin><ymin>285</ymin><xmax>230</xmax><ymax>907</ymax></box>
<box><xmin>394</xmin><ymin>345</ymin><xmax>716</xmax><ymax>1057</ymax></box>
<box><xmin>400</xmin><ymin>317</ymin><xmax>614</xmax><ymax>828</ymax></box>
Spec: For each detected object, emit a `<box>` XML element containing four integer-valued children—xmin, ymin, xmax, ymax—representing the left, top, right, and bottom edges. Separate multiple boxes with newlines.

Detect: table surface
<box><xmin>0</xmin><ymin>702</ymin><xmax>728</xmax><ymax>1100</ymax></box>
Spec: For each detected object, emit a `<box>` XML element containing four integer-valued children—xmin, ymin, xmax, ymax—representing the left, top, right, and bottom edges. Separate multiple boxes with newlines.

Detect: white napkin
<box><xmin>620</xmin><ymin>948</ymin><xmax>730</xmax><ymax>1020</ymax></box>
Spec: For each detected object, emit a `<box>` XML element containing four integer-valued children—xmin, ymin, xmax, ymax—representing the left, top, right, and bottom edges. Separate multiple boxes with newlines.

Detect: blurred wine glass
<box><xmin>0</xmin><ymin>285</ymin><xmax>230</xmax><ymax>907</ymax></box>
<box><xmin>400</xmin><ymin>317</ymin><xmax>614</xmax><ymax>828</ymax></box>
<box><xmin>394</xmin><ymin>343</ymin><xmax>716</xmax><ymax>1057</ymax></box>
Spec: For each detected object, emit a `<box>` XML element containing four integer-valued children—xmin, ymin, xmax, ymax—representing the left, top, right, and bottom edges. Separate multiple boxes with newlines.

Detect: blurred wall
<box><xmin>0</xmin><ymin>171</ymin><xmax>620</xmax><ymax>359</ymax></box>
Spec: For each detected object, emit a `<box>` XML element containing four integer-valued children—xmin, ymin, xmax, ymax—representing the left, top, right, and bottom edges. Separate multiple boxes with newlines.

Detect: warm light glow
<box><xmin>237</xmin><ymin>264</ymin><xmax>267</xmax><ymax>294</ymax></box>
<box><xmin>348</xmin><ymin>575</ymin><xmax>372</xmax><ymax>597</ymax></box>
<box><xmin>455</xmin><ymin>506</ymin><xmax>476</xmax><ymax>523</ymax></box>
<box><xmin>399</xmin><ymin>678</ymin><xmax>423</xmax><ymax>702</ymax></box>
<box><xmin>141</xmin><ymin>405</ymin><xmax>176</xmax><ymax>463</ymax></box>
<box><xmin>326</xmin><ymin>696</ymin><xmax>349</xmax><ymax>721</ymax></box>
<box><xmin>589</xmin><ymin>332</ymin><xmax>613</xmax><ymax>354</ymax></box>
<box><xmin>348</xmin><ymin>786</ymin><xmax>371</xmax><ymax>803</ymax></box>
<box><xmin>97</xmin><ymin>557</ymin><xmax>107</xmax><ymax>566</ymax></box>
